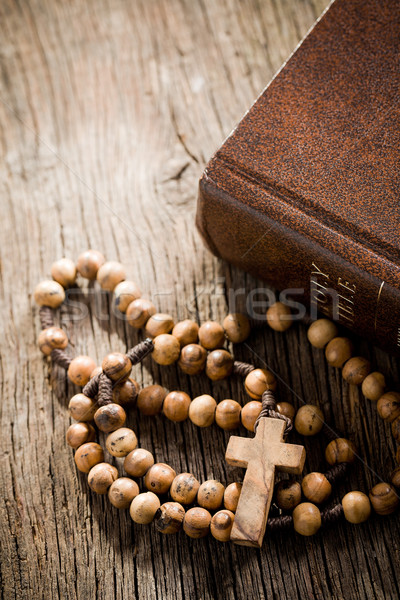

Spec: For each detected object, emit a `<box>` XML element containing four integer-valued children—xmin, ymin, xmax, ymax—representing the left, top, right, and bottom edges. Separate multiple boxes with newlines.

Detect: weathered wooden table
<box><xmin>1</xmin><ymin>1</ymin><xmax>399</xmax><ymax>598</ymax></box>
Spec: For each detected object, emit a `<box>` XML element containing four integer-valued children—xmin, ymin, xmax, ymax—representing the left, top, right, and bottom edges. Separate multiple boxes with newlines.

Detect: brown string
<box><xmin>325</xmin><ymin>462</ymin><xmax>350</xmax><ymax>484</ymax></box>
<box><xmin>97</xmin><ymin>372</ymin><xmax>114</xmax><ymax>406</ymax></box>
<box><xmin>254</xmin><ymin>389</ymin><xmax>293</xmax><ymax>435</ymax></box>
<box><xmin>266</xmin><ymin>502</ymin><xmax>344</xmax><ymax>532</ymax></box>
<box><xmin>39</xmin><ymin>305</ymin><xmax>55</xmax><ymax>329</ymax></box>
<box><xmin>232</xmin><ymin>361</ymin><xmax>255</xmax><ymax>377</ymax></box>
<box><xmin>126</xmin><ymin>338</ymin><xmax>154</xmax><ymax>364</ymax></box>
<box><xmin>39</xmin><ymin>306</ymin><xmax>72</xmax><ymax>367</ymax></box>
<box><xmin>82</xmin><ymin>373</ymin><xmax>100</xmax><ymax>399</ymax></box>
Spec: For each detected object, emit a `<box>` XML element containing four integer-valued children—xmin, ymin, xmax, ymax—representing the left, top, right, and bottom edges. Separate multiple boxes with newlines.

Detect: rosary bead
<box><xmin>113</xmin><ymin>280</ymin><xmax>141</xmax><ymax>313</ymax></box>
<box><xmin>170</xmin><ymin>473</ymin><xmax>200</xmax><ymax>505</ymax></box>
<box><xmin>102</xmin><ymin>352</ymin><xmax>132</xmax><ymax>382</ymax></box>
<box><xmin>390</xmin><ymin>467</ymin><xmax>400</xmax><ymax>488</ymax></box>
<box><xmin>90</xmin><ymin>366</ymin><xmax>102</xmax><ymax>379</ymax></box>
<box><xmin>183</xmin><ymin>507</ymin><xmax>212</xmax><ymax>538</ymax></box>
<box><xmin>369</xmin><ymin>482</ymin><xmax>399</xmax><ymax>515</ymax></box>
<box><xmin>154</xmin><ymin>502</ymin><xmax>185</xmax><ymax>534</ymax></box>
<box><xmin>302</xmin><ymin>472</ymin><xmax>332</xmax><ymax>504</ymax></box>
<box><xmin>124</xmin><ymin>448</ymin><xmax>154</xmax><ymax>477</ymax></box>
<box><xmin>198</xmin><ymin>321</ymin><xmax>226</xmax><ymax>350</ymax></box>
<box><xmin>51</xmin><ymin>258</ymin><xmax>77</xmax><ymax>288</ymax></box>
<box><xmin>34</xmin><ymin>280</ymin><xmax>65</xmax><ymax>308</ymax></box>
<box><xmin>163</xmin><ymin>391</ymin><xmax>191</xmax><ymax>422</ymax></box>
<box><xmin>108</xmin><ymin>477</ymin><xmax>139</xmax><ymax>509</ymax></box>
<box><xmin>130</xmin><ymin>492</ymin><xmax>160</xmax><ymax>524</ymax></box>
<box><xmin>361</xmin><ymin>372</ymin><xmax>386</xmax><ymax>402</ymax></box>
<box><xmin>292</xmin><ymin>502</ymin><xmax>321</xmax><ymax>536</ymax></box>
<box><xmin>66</xmin><ymin>422</ymin><xmax>96</xmax><ymax>448</ymax></box>
<box><xmin>137</xmin><ymin>385</ymin><xmax>167</xmax><ymax>415</ymax></box>
<box><xmin>222</xmin><ymin>313</ymin><xmax>251</xmax><ymax>343</ymax></box>
<box><xmin>241</xmin><ymin>401</ymin><xmax>262</xmax><ymax>432</ymax></box>
<box><xmin>215</xmin><ymin>399</ymin><xmax>241</xmax><ymax>430</ymax></box>
<box><xmin>197</xmin><ymin>480</ymin><xmax>225</xmax><ymax>510</ymax></box>
<box><xmin>172</xmin><ymin>319</ymin><xmax>199</xmax><ymax>346</ymax></box>
<box><xmin>69</xmin><ymin>393</ymin><xmax>97</xmax><ymax>422</ymax></box>
<box><xmin>38</xmin><ymin>327</ymin><xmax>68</xmax><ymax>355</ymax></box>
<box><xmin>144</xmin><ymin>463</ymin><xmax>176</xmax><ymax>495</ymax></box>
<box><xmin>342</xmin><ymin>357</ymin><xmax>371</xmax><ymax>385</ymax></box>
<box><xmin>94</xmin><ymin>403</ymin><xmax>126</xmax><ymax>432</ymax></box>
<box><xmin>377</xmin><ymin>392</ymin><xmax>400</xmax><ymax>422</ymax></box>
<box><xmin>67</xmin><ymin>355</ymin><xmax>97</xmax><ymax>386</ymax></box>
<box><xmin>244</xmin><ymin>368</ymin><xmax>277</xmax><ymax>400</ymax></box>
<box><xmin>224</xmin><ymin>482</ymin><xmax>242</xmax><ymax>512</ymax></box>
<box><xmin>325</xmin><ymin>337</ymin><xmax>354</xmax><ymax>368</ymax></box>
<box><xmin>152</xmin><ymin>334</ymin><xmax>181</xmax><ymax>365</ymax></box>
<box><xmin>205</xmin><ymin>349</ymin><xmax>234</xmax><ymax>381</ymax></box>
<box><xmin>392</xmin><ymin>416</ymin><xmax>400</xmax><ymax>442</ymax></box>
<box><xmin>88</xmin><ymin>463</ymin><xmax>118</xmax><ymax>494</ymax></box>
<box><xmin>76</xmin><ymin>250</ymin><xmax>105</xmax><ymax>280</ymax></box>
<box><xmin>96</xmin><ymin>261</ymin><xmax>126</xmax><ymax>291</ymax></box>
<box><xmin>210</xmin><ymin>510</ymin><xmax>235</xmax><ymax>542</ymax></box>
<box><xmin>74</xmin><ymin>442</ymin><xmax>104</xmax><ymax>473</ymax></box>
<box><xmin>145</xmin><ymin>313</ymin><xmax>175</xmax><ymax>337</ymax></box>
<box><xmin>188</xmin><ymin>394</ymin><xmax>216</xmax><ymax>427</ymax></box>
<box><xmin>126</xmin><ymin>298</ymin><xmax>157</xmax><ymax>328</ymax></box>
<box><xmin>266</xmin><ymin>302</ymin><xmax>292</xmax><ymax>332</ymax></box>
<box><xmin>325</xmin><ymin>438</ymin><xmax>356</xmax><ymax>465</ymax></box>
<box><xmin>113</xmin><ymin>378</ymin><xmax>140</xmax><ymax>406</ymax></box>
<box><xmin>274</xmin><ymin>479</ymin><xmax>301</xmax><ymax>511</ymax></box>
<box><xmin>276</xmin><ymin>402</ymin><xmax>296</xmax><ymax>420</ymax></box>
<box><xmin>294</xmin><ymin>405</ymin><xmax>324</xmax><ymax>436</ymax></box>
<box><xmin>307</xmin><ymin>319</ymin><xmax>338</xmax><ymax>348</ymax></box>
<box><xmin>105</xmin><ymin>427</ymin><xmax>138</xmax><ymax>457</ymax></box>
<box><xmin>178</xmin><ymin>343</ymin><xmax>207</xmax><ymax>375</ymax></box>
<box><xmin>342</xmin><ymin>491</ymin><xmax>371</xmax><ymax>523</ymax></box>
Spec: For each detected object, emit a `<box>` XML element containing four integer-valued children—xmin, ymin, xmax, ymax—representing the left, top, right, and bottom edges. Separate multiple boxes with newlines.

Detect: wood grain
<box><xmin>1</xmin><ymin>0</ymin><xmax>400</xmax><ymax>599</ymax></box>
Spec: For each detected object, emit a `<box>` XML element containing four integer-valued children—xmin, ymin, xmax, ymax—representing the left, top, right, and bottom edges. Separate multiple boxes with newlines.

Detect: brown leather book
<box><xmin>196</xmin><ymin>0</ymin><xmax>400</xmax><ymax>356</ymax></box>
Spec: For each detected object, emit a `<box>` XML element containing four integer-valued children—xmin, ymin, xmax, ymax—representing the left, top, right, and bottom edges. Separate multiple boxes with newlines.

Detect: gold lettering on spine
<box><xmin>310</xmin><ymin>264</ymin><xmax>356</xmax><ymax>326</ymax></box>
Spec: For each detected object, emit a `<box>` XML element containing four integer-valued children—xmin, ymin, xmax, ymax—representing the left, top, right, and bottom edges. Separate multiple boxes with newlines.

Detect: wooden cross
<box><xmin>225</xmin><ymin>417</ymin><xmax>306</xmax><ymax>547</ymax></box>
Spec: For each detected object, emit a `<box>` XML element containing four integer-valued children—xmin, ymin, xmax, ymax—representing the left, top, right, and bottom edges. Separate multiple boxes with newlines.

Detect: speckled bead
<box><xmin>361</xmin><ymin>372</ymin><xmax>386</xmax><ymax>402</ymax></box>
<box><xmin>210</xmin><ymin>510</ymin><xmax>235</xmax><ymax>542</ymax></box>
<box><xmin>137</xmin><ymin>385</ymin><xmax>167</xmax><ymax>416</ymax></box>
<box><xmin>124</xmin><ymin>448</ymin><xmax>154</xmax><ymax>478</ymax></box>
<box><xmin>188</xmin><ymin>395</ymin><xmax>217</xmax><ymax>427</ymax></box>
<box><xmin>67</xmin><ymin>355</ymin><xmax>97</xmax><ymax>386</ymax></box>
<box><xmin>241</xmin><ymin>401</ymin><xmax>262</xmax><ymax>432</ymax></box>
<box><xmin>114</xmin><ymin>280</ymin><xmax>141</xmax><ymax>313</ymax></box>
<box><xmin>34</xmin><ymin>280</ymin><xmax>65</xmax><ymax>308</ymax></box>
<box><xmin>38</xmin><ymin>327</ymin><xmax>68</xmax><ymax>355</ymax></box>
<box><xmin>102</xmin><ymin>352</ymin><xmax>132</xmax><ymax>382</ymax></box>
<box><xmin>76</xmin><ymin>250</ymin><xmax>105</xmax><ymax>280</ymax></box>
<box><xmin>276</xmin><ymin>402</ymin><xmax>296</xmax><ymax>420</ymax></box>
<box><xmin>178</xmin><ymin>343</ymin><xmax>207</xmax><ymax>375</ymax></box>
<box><xmin>325</xmin><ymin>438</ymin><xmax>356</xmax><ymax>465</ymax></box>
<box><xmin>266</xmin><ymin>302</ymin><xmax>292</xmax><ymax>331</ymax></box>
<box><xmin>325</xmin><ymin>337</ymin><xmax>354</xmax><ymax>368</ymax></box>
<box><xmin>369</xmin><ymin>483</ymin><xmax>399</xmax><ymax>515</ymax></box>
<box><xmin>170</xmin><ymin>473</ymin><xmax>200</xmax><ymax>505</ymax></box>
<box><xmin>51</xmin><ymin>258</ymin><xmax>77</xmax><ymax>288</ymax></box>
<box><xmin>294</xmin><ymin>405</ymin><xmax>324</xmax><ymax>436</ymax></box>
<box><xmin>94</xmin><ymin>403</ymin><xmax>126</xmax><ymax>432</ymax></box>
<box><xmin>88</xmin><ymin>463</ymin><xmax>118</xmax><ymax>494</ymax></box>
<box><xmin>342</xmin><ymin>357</ymin><xmax>371</xmax><ymax>385</ymax></box>
<box><xmin>301</xmin><ymin>472</ymin><xmax>332</xmax><ymax>504</ymax></box>
<box><xmin>205</xmin><ymin>349</ymin><xmax>234</xmax><ymax>381</ymax></box>
<box><xmin>154</xmin><ymin>502</ymin><xmax>185</xmax><ymax>534</ymax></box>
<box><xmin>183</xmin><ymin>507</ymin><xmax>212</xmax><ymax>538</ymax></box>
<box><xmin>390</xmin><ymin>467</ymin><xmax>400</xmax><ymax>488</ymax></box>
<box><xmin>307</xmin><ymin>319</ymin><xmax>338</xmax><ymax>348</ymax></box>
<box><xmin>163</xmin><ymin>391</ymin><xmax>191</xmax><ymax>422</ymax></box>
<box><xmin>342</xmin><ymin>491</ymin><xmax>371</xmax><ymax>523</ymax></box>
<box><xmin>113</xmin><ymin>378</ymin><xmax>140</xmax><ymax>406</ymax></box>
<box><xmin>198</xmin><ymin>321</ymin><xmax>226</xmax><ymax>350</ymax></box>
<box><xmin>197</xmin><ymin>480</ymin><xmax>225</xmax><ymax>510</ymax></box>
<box><xmin>244</xmin><ymin>368</ymin><xmax>277</xmax><ymax>400</ymax></box>
<box><xmin>172</xmin><ymin>320</ymin><xmax>199</xmax><ymax>346</ymax></box>
<box><xmin>222</xmin><ymin>313</ymin><xmax>251</xmax><ymax>343</ymax></box>
<box><xmin>96</xmin><ymin>261</ymin><xmax>126</xmax><ymax>291</ymax></box>
<box><xmin>377</xmin><ymin>392</ymin><xmax>400</xmax><ymax>422</ymax></box>
<box><xmin>215</xmin><ymin>399</ymin><xmax>241</xmax><ymax>430</ymax></box>
<box><xmin>108</xmin><ymin>477</ymin><xmax>139</xmax><ymax>509</ymax></box>
<box><xmin>130</xmin><ymin>492</ymin><xmax>160</xmax><ymax>524</ymax></box>
<box><xmin>74</xmin><ymin>442</ymin><xmax>104</xmax><ymax>473</ymax></box>
<box><xmin>392</xmin><ymin>416</ymin><xmax>400</xmax><ymax>443</ymax></box>
<box><xmin>274</xmin><ymin>479</ymin><xmax>302</xmax><ymax>511</ymax></box>
<box><xmin>144</xmin><ymin>463</ymin><xmax>176</xmax><ymax>495</ymax></box>
<box><xmin>224</xmin><ymin>482</ymin><xmax>242</xmax><ymax>512</ymax></box>
<box><xmin>292</xmin><ymin>502</ymin><xmax>321</xmax><ymax>536</ymax></box>
<box><xmin>152</xmin><ymin>334</ymin><xmax>181</xmax><ymax>365</ymax></box>
<box><xmin>145</xmin><ymin>313</ymin><xmax>175</xmax><ymax>337</ymax></box>
<box><xmin>126</xmin><ymin>298</ymin><xmax>156</xmax><ymax>328</ymax></box>
<box><xmin>105</xmin><ymin>427</ymin><xmax>138</xmax><ymax>457</ymax></box>
<box><xmin>68</xmin><ymin>393</ymin><xmax>97</xmax><ymax>422</ymax></box>
<box><xmin>66</xmin><ymin>422</ymin><xmax>96</xmax><ymax>448</ymax></box>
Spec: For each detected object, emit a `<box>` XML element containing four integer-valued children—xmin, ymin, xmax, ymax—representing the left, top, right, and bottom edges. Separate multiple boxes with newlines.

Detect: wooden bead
<box><xmin>377</xmin><ymin>392</ymin><xmax>400</xmax><ymax>422</ymax></box>
<box><xmin>292</xmin><ymin>502</ymin><xmax>321</xmax><ymax>536</ymax></box>
<box><xmin>361</xmin><ymin>372</ymin><xmax>386</xmax><ymax>402</ymax></box>
<box><xmin>210</xmin><ymin>510</ymin><xmax>235</xmax><ymax>542</ymax></box>
<box><xmin>105</xmin><ymin>427</ymin><xmax>138</xmax><ymax>457</ymax></box>
<box><xmin>342</xmin><ymin>357</ymin><xmax>371</xmax><ymax>385</ymax></box>
<box><xmin>275</xmin><ymin>479</ymin><xmax>301</xmax><ymax>511</ymax></box>
<box><xmin>126</xmin><ymin>298</ymin><xmax>156</xmax><ymax>328</ymax></box>
<box><xmin>68</xmin><ymin>393</ymin><xmax>97</xmax><ymax>422</ymax></box>
<box><xmin>325</xmin><ymin>438</ymin><xmax>356</xmax><ymax>465</ymax></box>
<box><xmin>152</xmin><ymin>334</ymin><xmax>181</xmax><ymax>365</ymax></box>
<box><xmin>294</xmin><ymin>405</ymin><xmax>324</xmax><ymax>436</ymax></box>
<box><xmin>224</xmin><ymin>482</ymin><xmax>242</xmax><ymax>512</ymax></box>
<box><xmin>66</xmin><ymin>422</ymin><xmax>96</xmax><ymax>448</ymax></box>
<box><xmin>266</xmin><ymin>302</ymin><xmax>292</xmax><ymax>331</ymax></box>
<box><xmin>94</xmin><ymin>403</ymin><xmax>126</xmax><ymax>432</ymax></box>
<box><xmin>172</xmin><ymin>320</ymin><xmax>199</xmax><ymax>346</ymax></box>
<box><xmin>88</xmin><ymin>463</ymin><xmax>118</xmax><ymax>494</ymax></box>
<box><xmin>342</xmin><ymin>491</ymin><xmax>371</xmax><ymax>523</ymax></box>
<box><xmin>302</xmin><ymin>472</ymin><xmax>332</xmax><ymax>504</ymax></box>
<box><xmin>137</xmin><ymin>385</ymin><xmax>167</xmax><ymax>415</ymax></box>
<box><xmin>244</xmin><ymin>368</ymin><xmax>276</xmax><ymax>400</ymax></box>
<box><xmin>188</xmin><ymin>395</ymin><xmax>216</xmax><ymax>427</ymax></box>
<box><xmin>307</xmin><ymin>319</ymin><xmax>338</xmax><ymax>348</ymax></box>
<box><xmin>76</xmin><ymin>250</ymin><xmax>105</xmax><ymax>280</ymax></box>
<box><xmin>241</xmin><ymin>401</ymin><xmax>262</xmax><ymax>432</ymax></box>
<box><xmin>51</xmin><ymin>258</ymin><xmax>77</xmax><ymax>288</ymax></box>
<box><xmin>215</xmin><ymin>399</ymin><xmax>241</xmax><ymax>430</ymax></box>
<box><xmin>154</xmin><ymin>502</ymin><xmax>185</xmax><ymax>534</ymax></box>
<box><xmin>144</xmin><ymin>463</ymin><xmax>176</xmax><ymax>495</ymax></box>
<box><xmin>198</xmin><ymin>321</ymin><xmax>225</xmax><ymax>349</ymax></box>
<box><xmin>325</xmin><ymin>337</ymin><xmax>354</xmax><ymax>368</ymax></box>
<box><xmin>113</xmin><ymin>378</ymin><xmax>140</xmax><ymax>406</ymax></box>
<box><xmin>38</xmin><ymin>327</ymin><xmax>68</xmax><ymax>355</ymax></box>
<box><xmin>276</xmin><ymin>402</ymin><xmax>296</xmax><ymax>420</ymax></box>
<box><xmin>108</xmin><ymin>477</ymin><xmax>139</xmax><ymax>509</ymax></box>
<box><xmin>101</xmin><ymin>352</ymin><xmax>132</xmax><ymax>382</ymax></box>
<box><xmin>96</xmin><ymin>261</ymin><xmax>126</xmax><ymax>291</ymax></box>
<box><xmin>369</xmin><ymin>482</ymin><xmax>399</xmax><ymax>515</ymax></box>
<box><xmin>74</xmin><ymin>442</ymin><xmax>104</xmax><ymax>473</ymax></box>
<box><xmin>205</xmin><ymin>349</ymin><xmax>234</xmax><ymax>381</ymax></box>
<box><xmin>163</xmin><ymin>391</ymin><xmax>191</xmax><ymax>422</ymax></box>
<box><xmin>183</xmin><ymin>507</ymin><xmax>211</xmax><ymax>538</ymax></box>
<box><xmin>124</xmin><ymin>448</ymin><xmax>154</xmax><ymax>477</ymax></box>
<box><xmin>222</xmin><ymin>313</ymin><xmax>251</xmax><ymax>343</ymax></box>
<box><xmin>34</xmin><ymin>280</ymin><xmax>65</xmax><ymax>308</ymax></box>
<box><xmin>392</xmin><ymin>416</ymin><xmax>400</xmax><ymax>442</ymax></box>
<box><xmin>114</xmin><ymin>280</ymin><xmax>141</xmax><ymax>313</ymax></box>
<box><xmin>90</xmin><ymin>366</ymin><xmax>102</xmax><ymax>379</ymax></box>
<box><xmin>197</xmin><ymin>480</ymin><xmax>225</xmax><ymax>510</ymax></box>
<box><xmin>67</xmin><ymin>355</ymin><xmax>97</xmax><ymax>386</ymax></box>
<box><xmin>178</xmin><ymin>343</ymin><xmax>207</xmax><ymax>375</ymax></box>
<box><xmin>145</xmin><ymin>313</ymin><xmax>175</xmax><ymax>337</ymax></box>
<box><xmin>170</xmin><ymin>473</ymin><xmax>200</xmax><ymax>505</ymax></box>
<box><xmin>130</xmin><ymin>492</ymin><xmax>160</xmax><ymax>524</ymax></box>
<box><xmin>390</xmin><ymin>467</ymin><xmax>400</xmax><ymax>488</ymax></box>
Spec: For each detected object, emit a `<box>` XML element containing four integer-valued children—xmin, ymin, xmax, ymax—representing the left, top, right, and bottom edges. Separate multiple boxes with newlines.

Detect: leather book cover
<box><xmin>196</xmin><ymin>0</ymin><xmax>400</xmax><ymax>356</ymax></box>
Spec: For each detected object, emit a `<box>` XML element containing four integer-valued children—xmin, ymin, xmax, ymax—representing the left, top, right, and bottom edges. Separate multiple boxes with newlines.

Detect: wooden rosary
<box><xmin>34</xmin><ymin>251</ymin><xmax>400</xmax><ymax>548</ymax></box>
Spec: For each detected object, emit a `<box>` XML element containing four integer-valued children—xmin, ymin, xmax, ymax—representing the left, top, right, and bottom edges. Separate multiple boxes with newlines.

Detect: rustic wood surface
<box><xmin>1</xmin><ymin>0</ymin><xmax>399</xmax><ymax>598</ymax></box>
